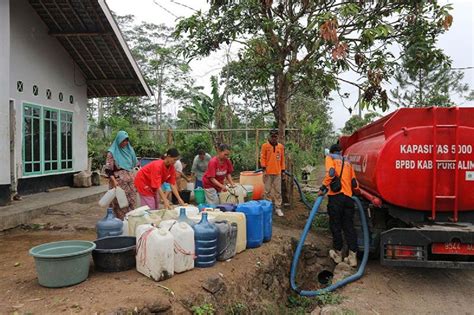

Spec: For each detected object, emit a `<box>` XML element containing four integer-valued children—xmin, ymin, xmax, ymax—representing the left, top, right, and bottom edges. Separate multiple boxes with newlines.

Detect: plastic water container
<box><xmin>136</xmin><ymin>224</ymin><xmax>174</xmax><ymax>281</ymax></box>
<box><xmin>173</xmin><ymin>205</ymin><xmax>199</xmax><ymax>217</ymax></box>
<box><xmin>240</xmin><ymin>172</ymin><xmax>264</xmax><ymax>200</ymax></box>
<box><xmin>177</xmin><ymin>207</ymin><xmax>196</xmax><ymax>227</ymax></box>
<box><xmin>198</xmin><ymin>203</ymin><xmax>217</xmax><ymax>212</ymax></box>
<box><xmin>236</xmin><ymin>201</ymin><xmax>263</xmax><ymax>248</ymax></box>
<box><xmin>219</xmin><ymin>185</ymin><xmax>247</xmax><ymax>204</ymax></box>
<box><xmin>194</xmin><ymin>187</ymin><xmax>206</xmax><ymax>204</ymax></box>
<box><xmin>159</xmin><ymin>220</ymin><xmax>194</xmax><ymax>273</ymax></box>
<box><xmin>214</xmin><ymin>220</ymin><xmax>238</xmax><ymax>261</ymax></box>
<box><xmin>98</xmin><ymin>188</ymin><xmax>116</xmax><ymax>207</ymax></box>
<box><xmin>121</xmin><ymin>217</ymin><xmax>129</xmax><ymax>236</ymax></box>
<box><xmin>115</xmin><ymin>187</ymin><xmax>129</xmax><ymax>209</ymax></box>
<box><xmin>258</xmin><ymin>200</ymin><xmax>273</xmax><ymax>242</ymax></box>
<box><xmin>127</xmin><ymin>206</ymin><xmax>152</xmax><ymax>236</ymax></box>
<box><xmin>214</xmin><ymin>212</ymin><xmax>247</xmax><ymax>253</ymax></box>
<box><xmin>216</xmin><ymin>204</ymin><xmax>235</xmax><ymax>212</ymax></box>
<box><xmin>189</xmin><ymin>211</ymin><xmax>219</xmax><ymax>224</ymax></box>
<box><xmin>96</xmin><ymin>208</ymin><xmax>123</xmax><ymax>239</ymax></box>
<box><xmin>193</xmin><ymin>212</ymin><xmax>218</xmax><ymax>268</ymax></box>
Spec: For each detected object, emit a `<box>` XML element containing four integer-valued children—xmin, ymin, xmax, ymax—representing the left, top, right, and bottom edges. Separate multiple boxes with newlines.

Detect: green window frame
<box><xmin>60</xmin><ymin>111</ymin><xmax>73</xmax><ymax>170</ymax></box>
<box><xmin>22</xmin><ymin>103</ymin><xmax>42</xmax><ymax>175</ymax></box>
<box><xmin>22</xmin><ymin>103</ymin><xmax>74</xmax><ymax>176</ymax></box>
<box><xmin>43</xmin><ymin>107</ymin><xmax>59</xmax><ymax>173</ymax></box>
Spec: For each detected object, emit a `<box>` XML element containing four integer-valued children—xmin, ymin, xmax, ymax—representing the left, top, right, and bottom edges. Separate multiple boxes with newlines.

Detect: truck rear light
<box><xmin>385</xmin><ymin>245</ymin><xmax>424</xmax><ymax>260</ymax></box>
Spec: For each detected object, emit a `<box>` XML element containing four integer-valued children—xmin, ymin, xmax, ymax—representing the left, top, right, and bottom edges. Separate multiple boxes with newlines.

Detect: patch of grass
<box><xmin>287</xmin><ymin>295</ymin><xmax>314</xmax><ymax>309</ymax></box>
<box><xmin>191</xmin><ymin>303</ymin><xmax>215</xmax><ymax>315</ymax></box>
<box><xmin>312</xmin><ymin>213</ymin><xmax>329</xmax><ymax>229</ymax></box>
<box><xmin>315</xmin><ymin>292</ymin><xmax>344</xmax><ymax>306</ymax></box>
<box><xmin>226</xmin><ymin>302</ymin><xmax>248</xmax><ymax>315</ymax></box>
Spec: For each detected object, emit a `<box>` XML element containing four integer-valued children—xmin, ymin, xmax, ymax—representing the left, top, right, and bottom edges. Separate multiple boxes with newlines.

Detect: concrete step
<box><xmin>0</xmin><ymin>185</ymin><xmax>108</xmax><ymax>231</ymax></box>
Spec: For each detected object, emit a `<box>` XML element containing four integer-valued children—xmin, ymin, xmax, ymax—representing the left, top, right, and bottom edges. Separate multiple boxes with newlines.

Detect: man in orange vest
<box><xmin>260</xmin><ymin>129</ymin><xmax>285</xmax><ymax>217</ymax></box>
<box><xmin>319</xmin><ymin>143</ymin><xmax>360</xmax><ymax>267</ymax></box>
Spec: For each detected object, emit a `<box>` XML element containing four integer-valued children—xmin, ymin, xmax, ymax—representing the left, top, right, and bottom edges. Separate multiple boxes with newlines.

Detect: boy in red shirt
<box><xmin>134</xmin><ymin>148</ymin><xmax>187</xmax><ymax>209</ymax></box>
<box><xmin>202</xmin><ymin>144</ymin><xmax>236</xmax><ymax>204</ymax></box>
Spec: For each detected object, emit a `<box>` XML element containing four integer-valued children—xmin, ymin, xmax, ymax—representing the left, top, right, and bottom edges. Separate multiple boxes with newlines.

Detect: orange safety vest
<box><xmin>322</xmin><ymin>154</ymin><xmax>359</xmax><ymax>197</ymax></box>
<box><xmin>260</xmin><ymin>142</ymin><xmax>285</xmax><ymax>175</ymax></box>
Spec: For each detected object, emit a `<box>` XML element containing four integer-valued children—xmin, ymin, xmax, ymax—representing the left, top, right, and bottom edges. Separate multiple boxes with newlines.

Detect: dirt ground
<box><xmin>1</xmin><ymin>192</ymin><xmax>474</xmax><ymax>314</ymax></box>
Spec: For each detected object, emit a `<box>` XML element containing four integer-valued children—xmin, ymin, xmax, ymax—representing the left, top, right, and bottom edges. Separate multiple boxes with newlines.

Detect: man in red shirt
<box><xmin>134</xmin><ymin>148</ymin><xmax>187</xmax><ymax>209</ymax></box>
<box><xmin>202</xmin><ymin>144</ymin><xmax>236</xmax><ymax>204</ymax></box>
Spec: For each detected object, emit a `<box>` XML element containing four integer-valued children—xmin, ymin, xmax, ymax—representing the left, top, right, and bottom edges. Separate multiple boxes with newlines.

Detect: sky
<box><xmin>107</xmin><ymin>0</ymin><xmax>474</xmax><ymax>130</ymax></box>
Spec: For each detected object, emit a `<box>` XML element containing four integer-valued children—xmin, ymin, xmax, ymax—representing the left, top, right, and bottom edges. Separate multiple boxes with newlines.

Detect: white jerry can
<box><xmin>214</xmin><ymin>211</ymin><xmax>247</xmax><ymax>253</ymax></box>
<box><xmin>136</xmin><ymin>224</ymin><xmax>174</xmax><ymax>281</ymax></box>
<box><xmin>159</xmin><ymin>220</ymin><xmax>195</xmax><ymax>273</ymax></box>
<box><xmin>121</xmin><ymin>216</ymin><xmax>129</xmax><ymax>236</ymax></box>
<box><xmin>127</xmin><ymin>206</ymin><xmax>151</xmax><ymax>236</ymax></box>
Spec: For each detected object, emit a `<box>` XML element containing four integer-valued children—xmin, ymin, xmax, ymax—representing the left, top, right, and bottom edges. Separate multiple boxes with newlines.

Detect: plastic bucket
<box><xmin>194</xmin><ymin>188</ymin><xmax>206</xmax><ymax>204</ymax></box>
<box><xmin>29</xmin><ymin>240</ymin><xmax>96</xmax><ymax>288</ymax></box>
<box><xmin>92</xmin><ymin>236</ymin><xmax>136</xmax><ymax>272</ymax></box>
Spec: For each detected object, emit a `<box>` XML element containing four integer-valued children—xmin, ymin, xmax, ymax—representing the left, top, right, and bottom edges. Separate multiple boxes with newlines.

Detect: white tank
<box><xmin>136</xmin><ymin>224</ymin><xmax>174</xmax><ymax>281</ymax></box>
<box><xmin>159</xmin><ymin>220</ymin><xmax>195</xmax><ymax>273</ymax></box>
<box><xmin>214</xmin><ymin>212</ymin><xmax>247</xmax><ymax>253</ymax></box>
<box><xmin>121</xmin><ymin>216</ymin><xmax>129</xmax><ymax>236</ymax></box>
<box><xmin>127</xmin><ymin>206</ymin><xmax>152</xmax><ymax>236</ymax></box>
<box><xmin>172</xmin><ymin>205</ymin><xmax>200</xmax><ymax>217</ymax></box>
<box><xmin>219</xmin><ymin>184</ymin><xmax>247</xmax><ymax>204</ymax></box>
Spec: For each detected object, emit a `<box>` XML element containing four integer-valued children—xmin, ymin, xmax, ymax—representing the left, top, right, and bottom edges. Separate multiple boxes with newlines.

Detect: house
<box><xmin>0</xmin><ymin>0</ymin><xmax>152</xmax><ymax>205</ymax></box>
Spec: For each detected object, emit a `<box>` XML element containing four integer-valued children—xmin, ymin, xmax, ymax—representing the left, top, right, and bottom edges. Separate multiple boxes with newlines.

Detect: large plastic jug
<box><xmin>159</xmin><ymin>220</ymin><xmax>195</xmax><ymax>273</ymax></box>
<box><xmin>219</xmin><ymin>185</ymin><xmax>246</xmax><ymax>204</ymax></box>
<box><xmin>198</xmin><ymin>203</ymin><xmax>217</xmax><ymax>212</ymax></box>
<box><xmin>98</xmin><ymin>188</ymin><xmax>116</xmax><ymax>207</ymax></box>
<box><xmin>258</xmin><ymin>200</ymin><xmax>273</xmax><ymax>242</ymax></box>
<box><xmin>121</xmin><ymin>216</ymin><xmax>129</xmax><ymax>236</ymax></box>
<box><xmin>194</xmin><ymin>187</ymin><xmax>206</xmax><ymax>204</ymax></box>
<box><xmin>214</xmin><ymin>212</ymin><xmax>247</xmax><ymax>253</ymax></box>
<box><xmin>193</xmin><ymin>212</ymin><xmax>218</xmax><ymax>268</ymax></box>
<box><xmin>136</xmin><ymin>224</ymin><xmax>174</xmax><ymax>281</ymax></box>
<box><xmin>96</xmin><ymin>208</ymin><xmax>123</xmax><ymax>238</ymax></box>
<box><xmin>236</xmin><ymin>202</ymin><xmax>263</xmax><ymax>248</ymax></box>
<box><xmin>214</xmin><ymin>220</ymin><xmax>238</xmax><ymax>261</ymax></box>
<box><xmin>127</xmin><ymin>206</ymin><xmax>152</xmax><ymax>236</ymax></box>
<box><xmin>173</xmin><ymin>205</ymin><xmax>199</xmax><ymax>217</ymax></box>
<box><xmin>239</xmin><ymin>172</ymin><xmax>264</xmax><ymax>200</ymax></box>
<box><xmin>189</xmin><ymin>211</ymin><xmax>219</xmax><ymax>224</ymax></box>
<box><xmin>115</xmin><ymin>187</ymin><xmax>129</xmax><ymax>209</ymax></box>
<box><xmin>177</xmin><ymin>208</ymin><xmax>196</xmax><ymax>227</ymax></box>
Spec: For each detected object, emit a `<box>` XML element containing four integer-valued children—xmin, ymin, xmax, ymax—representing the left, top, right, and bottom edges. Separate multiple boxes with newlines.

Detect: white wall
<box><xmin>9</xmin><ymin>0</ymin><xmax>88</xmax><ymax>179</ymax></box>
<box><xmin>0</xmin><ymin>0</ymin><xmax>11</xmax><ymax>185</ymax></box>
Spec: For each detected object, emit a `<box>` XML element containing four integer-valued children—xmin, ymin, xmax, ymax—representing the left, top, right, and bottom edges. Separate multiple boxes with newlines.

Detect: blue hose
<box><xmin>289</xmin><ymin>194</ymin><xmax>370</xmax><ymax>296</ymax></box>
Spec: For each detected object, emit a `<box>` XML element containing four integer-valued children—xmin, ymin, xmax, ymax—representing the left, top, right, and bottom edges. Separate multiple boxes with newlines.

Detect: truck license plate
<box><xmin>431</xmin><ymin>242</ymin><xmax>474</xmax><ymax>255</ymax></box>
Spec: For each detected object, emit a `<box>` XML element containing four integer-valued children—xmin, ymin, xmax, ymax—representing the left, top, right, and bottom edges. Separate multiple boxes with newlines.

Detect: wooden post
<box><xmin>167</xmin><ymin>129</ymin><xmax>173</xmax><ymax>146</ymax></box>
<box><xmin>255</xmin><ymin>129</ymin><xmax>260</xmax><ymax>170</ymax></box>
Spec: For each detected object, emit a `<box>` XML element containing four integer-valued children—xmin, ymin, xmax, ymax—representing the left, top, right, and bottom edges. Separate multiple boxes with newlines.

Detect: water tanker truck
<box><xmin>340</xmin><ymin>107</ymin><xmax>474</xmax><ymax>268</ymax></box>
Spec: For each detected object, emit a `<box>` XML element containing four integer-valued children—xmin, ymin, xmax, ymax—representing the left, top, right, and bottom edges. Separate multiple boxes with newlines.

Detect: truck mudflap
<box><xmin>380</xmin><ymin>223</ymin><xmax>474</xmax><ymax>269</ymax></box>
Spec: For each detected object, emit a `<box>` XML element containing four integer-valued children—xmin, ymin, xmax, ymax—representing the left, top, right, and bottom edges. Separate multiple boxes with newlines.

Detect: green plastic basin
<box><xmin>29</xmin><ymin>240</ymin><xmax>96</xmax><ymax>288</ymax></box>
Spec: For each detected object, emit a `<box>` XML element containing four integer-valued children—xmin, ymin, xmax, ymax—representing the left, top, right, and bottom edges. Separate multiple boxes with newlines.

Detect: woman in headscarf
<box><xmin>105</xmin><ymin>130</ymin><xmax>138</xmax><ymax>219</ymax></box>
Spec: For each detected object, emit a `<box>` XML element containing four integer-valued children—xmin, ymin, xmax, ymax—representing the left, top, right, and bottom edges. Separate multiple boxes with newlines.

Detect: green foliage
<box><xmin>312</xmin><ymin>214</ymin><xmax>329</xmax><ymax>230</ymax></box>
<box><xmin>230</xmin><ymin>141</ymin><xmax>257</xmax><ymax>174</ymax></box>
<box><xmin>287</xmin><ymin>294</ymin><xmax>318</xmax><ymax>314</ymax></box>
<box><xmin>341</xmin><ymin>112</ymin><xmax>380</xmax><ymax>135</ymax></box>
<box><xmin>225</xmin><ymin>302</ymin><xmax>248</xmax><ymax>315</ymax></box>
<box><xmin>175</xmin><ymin>0</ymin><xmax>452</xmax><ymax>133</ymax></box>
<box><xmin>174</xmin><ymin>133</ymin><xmax>214</xmax><ymax>166</ymax></box>
<box><xmin>316</xmin><ymin>292</ymin><xmax>344</xmax><ymax>306</ymax></box>
<box><xmin>191</xmin><ymin>303</ymin><xmax>215</xmax><ymax>315</ymax></box>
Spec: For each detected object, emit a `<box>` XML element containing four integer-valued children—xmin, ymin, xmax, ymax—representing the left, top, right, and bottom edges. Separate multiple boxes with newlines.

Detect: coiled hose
<box><xmin>284</xmin><ymin>170</ymin><xmax>370</xmax><ymax>296</ymax></box>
